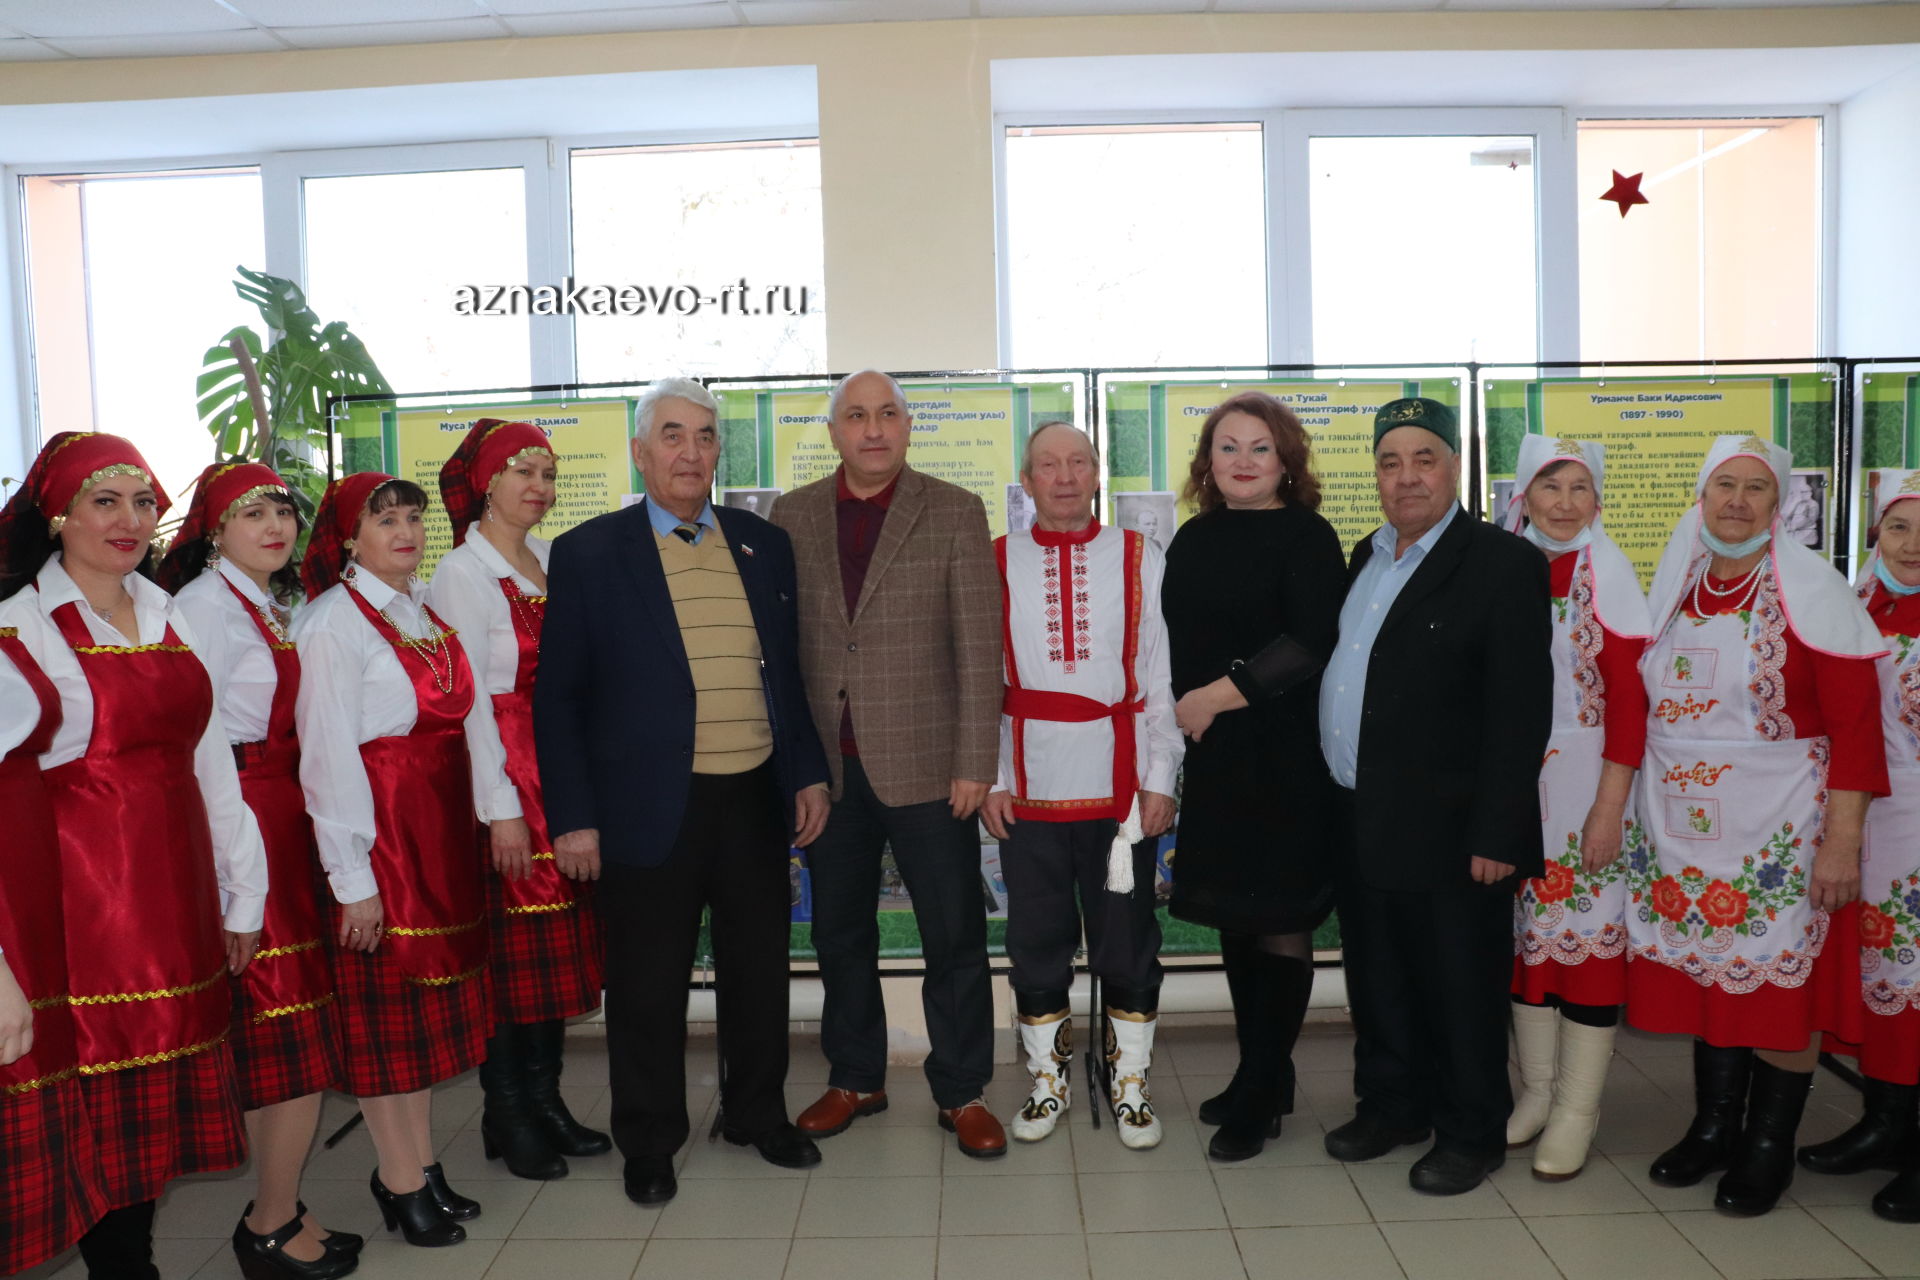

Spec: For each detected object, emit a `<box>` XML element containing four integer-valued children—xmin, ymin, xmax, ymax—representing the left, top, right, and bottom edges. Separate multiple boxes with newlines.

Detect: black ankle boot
<box><xmin>232</xmin><ymin>1205</ymin><xmax>358</xmax><ymax>1279</ymax></box>
<box><xmin>422</xmin><ymin>1163</ymin><xmax>482</xmax><ymax>1221</ymax></box>
<box><xmin>1715</xmin><ymin>1058</ymin><xmax>1813</xmax><ymax>1216</ymax></box>
<box><xmin>524</xmin><ymin>1019</ymin><xmax>613</xmax><ymax>1156</ymax></box>
<box><xmin>369</xmin><ymin>1172</ymin><xmax>464</xmax><ymax>1248</ymax></box>
<box><xmin>1199</xmin><ymin>933</ymin><xmax>1256</xmax><ymax>1128</ymax></box>
<box><xmin>481</xmin><ymin>1024</ymin><xmax>569</xmax><ymax>1180</ymax></box>
<box><xmin>1798</xmin><ymin>1076</ymin><xmax>1919</xmax><ymax>1175</ymax></box>
<box><xmin>1649</xmin><ymin>1041</ymin><xmax>1752</xmax><ymax>1187</ymax></box>
<box><xmin>1874</xmin><ymin>1162</ymin><xmax>1920</xmax><ymax>1223</ymax></box>
<box><xmin>1209</xmin><ymin>953</ymin><xmax>1311</xmax><ymax>1162</ymax></box>
<box><xmin>77</xmin><ymin>1200</ymin><xmax>160</xmax><ymax>1280</ymax></box>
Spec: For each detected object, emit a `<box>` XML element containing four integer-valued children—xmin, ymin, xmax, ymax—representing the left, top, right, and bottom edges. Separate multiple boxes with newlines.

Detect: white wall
<box><xmin>1837</xmin><ymin>61</ymin><xmax>1920</xmax><ymax>355</ymax></box>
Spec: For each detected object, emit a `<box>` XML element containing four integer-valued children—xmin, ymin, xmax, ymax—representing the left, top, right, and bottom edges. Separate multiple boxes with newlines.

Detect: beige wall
<box><xmin>4</xmin><ymin>8</ymin><xmax>1918</xmax><ymax>371</ymax></box>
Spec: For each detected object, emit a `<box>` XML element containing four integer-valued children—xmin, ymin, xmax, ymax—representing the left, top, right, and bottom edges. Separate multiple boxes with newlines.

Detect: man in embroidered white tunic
<box><xmin>981</xmin><ymin>423</ymin><xmax>1182</xmax><ymax>1149</ymax></box>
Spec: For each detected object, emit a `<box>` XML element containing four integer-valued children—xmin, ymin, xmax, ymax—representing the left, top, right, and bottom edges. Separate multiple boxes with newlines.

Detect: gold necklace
<box><xmin>379</xmin><ymin>604</ymin><xmax>456</xmax><ymax>696</ymax></box>
<box><xmin>505</xmin><ymin>580</ymin><xmax>545</xmax><ymax>651</ymax></box>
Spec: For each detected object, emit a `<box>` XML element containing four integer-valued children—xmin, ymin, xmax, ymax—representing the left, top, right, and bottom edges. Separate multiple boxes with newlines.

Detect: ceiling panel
<box><xmin>0</xmin><ymin>0</ymin><xmax>251</xmax><ymax>38</ymax></box>
<box><xmin>230</xmin><ymin>0</ymin><xmax>492</xmax><ymax>25</ymax></box>
<box><xmin>0</xmin><ymin>37</ymin><xmax>65</xmax><ymax>61</ymax></box>
<box><xmin>485</xmin><ymin>0</ymin><xmax>721</xmax><ymax>12</ymax></box>
<box><xmin>36</xmin><ymin>29</ymin><xmax>288</xmax><ymax>58</ymax></box>
<box><xmin>738</xmin><ymin>0</ymin><xmax>971</xmax><ymax>24</ymax></box>
<box><xmin>501</xmin><ymin>5</ymin><xmax>743</xmax><ymax>34</ymax></box>
<box><xmin>979</xmin><ymin>0</ymin><xmax>1210</xmax><ymax>15</ymax></box>
<box><xmin>274</xmin><ymin>18</ymin><xmax>513</xmax><ymax>49</ymax></box>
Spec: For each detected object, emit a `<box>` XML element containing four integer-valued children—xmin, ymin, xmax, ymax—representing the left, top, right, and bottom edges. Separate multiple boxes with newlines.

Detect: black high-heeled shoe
<box><xmin>368</xmin><ymin>1172</ymin><xmax>465</xmax><ymax>1248</ymax></box>
<box><xmin>296</xmin><ymin>1200</ymin><xmax>364</xmax><ymax>1258</ymax></box>
<box><xmin>232</xmin><ymin>1206</ymin><xmax>358</xmax><ymax>1279</ymax></box>
<box><xmin>422</xmin><ymin>1162</ymin><xmax>482</xmax><ymax>1221</ymax></box>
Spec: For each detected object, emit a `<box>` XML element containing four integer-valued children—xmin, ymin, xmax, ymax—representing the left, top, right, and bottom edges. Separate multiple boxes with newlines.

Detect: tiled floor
<box><xmin>23</xmin><ymin>1021</ymin><xmax>1919</xmax><ymax>1279</ymax></box>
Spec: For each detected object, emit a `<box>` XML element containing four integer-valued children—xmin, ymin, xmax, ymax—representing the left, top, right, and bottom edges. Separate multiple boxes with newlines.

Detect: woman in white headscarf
<box><xmin>1502</xmin><ymin>436</ymin><xmax>1652</xmax><ymax>1182</ymax></box>
<box><xmin>1631</xmin><ymin>433</ymin><xmax>1888</xmax><ymax>1218</ymax></box>
<box><xmin>1799</xmin><ymin>469</ymin><xmax>1920</xmax><ymax>1224</ymax></box>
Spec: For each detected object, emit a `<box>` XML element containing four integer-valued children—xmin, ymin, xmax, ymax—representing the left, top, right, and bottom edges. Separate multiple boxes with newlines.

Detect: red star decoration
<box><xmin>1600</xmin><ymin>170</ymin><xmax>1649</xmax><ymax>218</ymax></box>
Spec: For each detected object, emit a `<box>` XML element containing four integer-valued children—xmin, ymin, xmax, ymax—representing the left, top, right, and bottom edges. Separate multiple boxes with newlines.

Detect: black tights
<box><xmin>1513</xmin><ymin>992</ymin><xmax>1619</xmax><ymax>1028</ymax></box>
<box><xmin>1224</xmin><ymin>929</ymin><xmax>1311</xmax><ymax>962</ymax></box>
<box><xmin>77</xmin><ymin>1200</ymin><xmax>159</xmax><ymax>1280</ymax></box>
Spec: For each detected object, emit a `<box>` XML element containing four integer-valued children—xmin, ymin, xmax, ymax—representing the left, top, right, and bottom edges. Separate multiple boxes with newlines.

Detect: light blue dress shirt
<box><xmin>644</xmin><ymin>496</ymin><xmax>718</xmax><ymax>545</ymax></box>
<box><xmin>1318</xmin><ymin>503</ymin><xmax>1462</xmax><ymax>789</ymax></box>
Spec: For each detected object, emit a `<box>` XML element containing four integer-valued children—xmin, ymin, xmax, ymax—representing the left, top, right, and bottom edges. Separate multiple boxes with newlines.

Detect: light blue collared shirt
<box><xmin>644</xmin><ymin>497</ymin><xmax>718</xmax><ymax>545</ymax></box>
<box><xmin>1319</xmin><ymin>503</ymin><xmax>1462</xmax><ymax>789</ymax></box>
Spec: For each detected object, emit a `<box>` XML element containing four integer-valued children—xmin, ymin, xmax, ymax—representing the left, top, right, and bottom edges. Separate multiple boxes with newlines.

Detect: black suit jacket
<box><xmin>1345</xmin><ymin>510</ymin><xmax>1553</xmax><ymax>890</ymax></box>
<box><xmin>533</xmin><ymin>499</ymin><xmax>830</xmax><ymax>869</ymax></box>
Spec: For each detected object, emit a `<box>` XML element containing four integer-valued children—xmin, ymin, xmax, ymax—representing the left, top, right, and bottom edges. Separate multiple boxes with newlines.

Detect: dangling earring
<box><xmin>484</xmin><ymin>491</ymin><xmax>495</xmax><ymax>523</ymax></box>
<box><xmin>341</xmin><ymin>539</ymin><xmax>359</xmax><ymax>585</ymax></box>
<box><xmin>206</xmin><ymin>537</ymin><xmax>224</xmax><ymax>572</ymax></box>
<box><xmin>47</xmin><ymin>515</ymin><xmax>67</xmax><ymax>537</ymax></box>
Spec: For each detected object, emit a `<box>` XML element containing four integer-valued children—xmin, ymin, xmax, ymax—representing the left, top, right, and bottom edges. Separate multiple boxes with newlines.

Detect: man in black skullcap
<box><xmin>1317</xmin><ymin>398</ymin><xmax>1554</xmax><ymax>1195</ymax></box>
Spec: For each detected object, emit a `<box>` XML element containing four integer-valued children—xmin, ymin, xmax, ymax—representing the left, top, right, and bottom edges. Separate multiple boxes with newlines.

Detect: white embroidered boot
<box><xmin>1533</xmin><ymin>1020</ymin><xmax>1615</xmax><ymax>1180</ymax></box>
<box><xmin>1509</xmin><ymin>1001</ymin><xmax>1559</xmax><ymax>1147</ymax></box>
<box><xmin>1107</xmin><ymin>1005</ymin><xmax>1163</xmax><ymax>1150</ymax></box>
<box><xmin>1011</xmin><ymin>1007</ymin><xmax>1071</xmax><ymax>1142</ymax></box>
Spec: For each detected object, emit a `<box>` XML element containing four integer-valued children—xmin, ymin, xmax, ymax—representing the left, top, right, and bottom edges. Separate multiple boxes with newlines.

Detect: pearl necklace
<box><xmin>379</xmin><ymin>605</ymin><xmax>456</xmax><ymax>695</ymax></box>
<box><xmin>1690</xmin><ymin>554</ymin><xmax>1769</xmax><ymax>618</ymax></box>
<box><xmin>505</xmin><ymin>581</ymin><xmax>544</xmax><ymax>652</ymax></box>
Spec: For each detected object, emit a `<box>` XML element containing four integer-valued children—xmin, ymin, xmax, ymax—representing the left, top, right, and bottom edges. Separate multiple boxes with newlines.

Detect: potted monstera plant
<box><xmin>196</xmin><ymin>266</ymin><xmax>393</xmax><ymax>539</ymax></box>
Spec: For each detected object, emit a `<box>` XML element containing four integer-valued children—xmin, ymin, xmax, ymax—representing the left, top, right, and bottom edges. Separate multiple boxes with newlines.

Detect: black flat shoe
<box><xmin>421</xmin><ymin>1162</ymin><xmax>481</xmax><ymax>1221</ymax></box>
<box><xmin>623</xmin><ymin>1161</ymin><xmax>678</xmax><ymax>1206</ymax></box>
<box><xmin>233</xmin><ymin>1207</ymin><xmax>358</xmax><ymax>1280</ymax></box>
<box><xmin>723</xmin><ymin>1122</ymin><xmax>822</xmax><ymax>1169</ymax></box>
<box><xmin>296</xmin><ymin>1202</ymin><xmax>363</xmax><ymax>1258</ymax></box>
<box><xmin>369</xmin><ymin>1173</ymin><xmax>464</xmax><ymax>1248</ymax></box>
<box><xmin>1409</xmin><ymin>1147</ymin><xmax>1503</xmax><ymax>1196</ymax></box>
<box><xmin>1324</xmin><ymin>1116</ymin><xmax>1433</xmax><ymax>1163</ymax></box>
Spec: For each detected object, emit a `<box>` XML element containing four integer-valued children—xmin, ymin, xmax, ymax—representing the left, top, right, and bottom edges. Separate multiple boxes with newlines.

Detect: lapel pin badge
<box><xmin>740</xmin><ymin>543</ymin><xmax>755</xmax><ymax>556</ymax></box>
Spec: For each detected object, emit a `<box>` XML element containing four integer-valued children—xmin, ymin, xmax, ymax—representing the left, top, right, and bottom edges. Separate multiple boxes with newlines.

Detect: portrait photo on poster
<box><xmin>723</xmin><ymin>487</ymin><xmax>782</xmax><ymax>517</ymax></box>
<box><xmin>1005</xmin><ymin>482</ymin><xmax>1036</xmax><ymax>535</ymax></box>
<box><xmin>1491</xmin><ymin>478</ymin><xmax>1517</xmax><ymax>526</ymax></box>
<box><xmin>1784</xmin><ymin>470</ymin><xmax>1827</xmax><ymax>552</ymax></box>
<box><xmin>1114</xmin><ymin>491</ymin><xmax>1176</xmax><ymax>549</ymax></box>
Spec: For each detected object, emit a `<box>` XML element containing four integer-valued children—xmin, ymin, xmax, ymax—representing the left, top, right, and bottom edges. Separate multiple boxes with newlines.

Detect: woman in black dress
<box><xmin>1161</xmin><ymin>391</ymin><xmax>1346</xmax><ymax>1161</ymax></box>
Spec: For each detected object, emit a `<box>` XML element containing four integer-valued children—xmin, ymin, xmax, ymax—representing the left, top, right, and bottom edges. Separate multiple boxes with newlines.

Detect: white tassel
<box><xmin>1106</xmin><ymin>795</ymin><xmax>1144</xmax><ymax>894</ymax></box>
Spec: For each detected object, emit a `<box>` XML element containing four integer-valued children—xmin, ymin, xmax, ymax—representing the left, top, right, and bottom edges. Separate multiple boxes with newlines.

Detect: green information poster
<box><xmin>1484</xmin><ymin>374</ymin><xmax>1834</xmax><ymax>584</ymax></box>
<box><xmin>1104</xmin><ymin>377</ymin><xmax>1461</xmax><ymax>553</ymax></box>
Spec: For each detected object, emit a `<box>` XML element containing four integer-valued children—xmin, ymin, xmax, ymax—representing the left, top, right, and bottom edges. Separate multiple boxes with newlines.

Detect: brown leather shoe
<box><xmin>939</xmin><ymin>1099</ymin><xmax>1008</xmax><ymax>1159</ymax></box>
<box><xmin>795</xmin><ymin>1087</ymin><xmax>888</xmax><ymax>1137</ymax></box>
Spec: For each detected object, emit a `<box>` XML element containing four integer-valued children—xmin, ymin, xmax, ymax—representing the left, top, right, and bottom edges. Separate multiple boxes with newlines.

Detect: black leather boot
<box><xmin>524</xmin><ymin>1019</ymin><xmax>613</xmax><ymax>1156</ymax></box>
<box><xmin>1649</xmin><ymin>1041</ymin><xmax>1752</xmax><ymax>1187</ymax></box>
<box><xmin>369</xmin><ymin>1172</ymin><xmax>464</xmax><ymax>1248</ymax></box>
<box><xmin>1210</xmin><ymin>953</ymin><xmax>1311</xmax><ymax>1162</ymax></box>
<box><xmin>1715</xmin><ymin>1058</ymin><xmax>1813</xmax><ymax>1216</ymax></box>
<box><xmin>77</xmin><ymin>1200</ymin><xmax>161</xmax><ymax>1280</ymax></box>
<box><xmin>1198</xmin><ymin>931</ymin><xmax>1255</xmax><ymax>1127</ymax></box>
<box><xmin>481</xmin><ymin>1023</ymin><xmax>568</xmax><ymax>1180</ymax></box>
<box><xmin>1798</xmin><ymin>1076</ymin><xmax>1919</xmax><ymax>1175</ymax></box>
<box><xmin>422</xmin><ymin>1163</ymin><xmax>482</xmax><ymax>1221</ymax></box>
<box><xmin>1873</xmin><ymin>1162</ymin><xmax>1920</xmax><ymax>1224</ymax></box>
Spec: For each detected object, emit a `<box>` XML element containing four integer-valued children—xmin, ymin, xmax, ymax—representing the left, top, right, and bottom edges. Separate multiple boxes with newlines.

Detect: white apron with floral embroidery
<box><xmin>1629</xmin><ymin>569</ymin><xmax>1831</xmax><ymax>995</ymax></box>
<box><xmin>1857</xmin><ymin>582</ymin><xmax>1920</xmax><ymax>1016</ymax></box>
<box><xmin>1516</xmin><ymin>548</ymin><xmax>1631</xmax><ymax>969</ymax></box>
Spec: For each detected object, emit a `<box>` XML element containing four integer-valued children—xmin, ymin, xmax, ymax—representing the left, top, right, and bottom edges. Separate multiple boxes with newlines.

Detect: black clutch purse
<box><xmin>1227</xmin><ymin>634</ymin><xmax>1324</xmax><ymax>701</ymax></box>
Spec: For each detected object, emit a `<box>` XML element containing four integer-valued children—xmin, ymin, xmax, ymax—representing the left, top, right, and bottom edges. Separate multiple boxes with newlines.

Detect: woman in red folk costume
<box><xmin>0</xmin><ymin>623</ymin><xmax>107</xmax><ymax>1276</ymax></box>
<box><xmin>429</xmin><ymin>420</ymin><xmax>608</xmax><ymax>1181</ymax></box>
<box><xmin>1800</xmin><ymin>469</ymin><xmax>1920</xmax><ymax>1223</ymax></box>
<box><xmin>1502</xmin><ymin>435</ymin><xmax>1652</xmax><ymax>1182</ymax></box>
<box><xmin>292</xmin><ymin>474</ymin><xmax>493</xmax><ymax>1249</ymax></box>
<box><xmin>1630</xmin><ymin>433</ymin><xmax>1887</xmax><ymax>1217</ymax></box>
<box><xmin>0</xmin><ymin>432</ymin><xmax>267</xmax><ymax>1280</ymax></box>
<box><xmin>159</xmin><ymin>462</ymin><xmax>361</xmax><ymax>1279</ymax></box>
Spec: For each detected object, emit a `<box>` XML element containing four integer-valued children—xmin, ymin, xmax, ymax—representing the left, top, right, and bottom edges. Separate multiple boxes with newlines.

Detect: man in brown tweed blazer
<box><xmin>771</xmin><ymin>368</ymin><xmax>1008</xmax><ymax>1157</ymax></box>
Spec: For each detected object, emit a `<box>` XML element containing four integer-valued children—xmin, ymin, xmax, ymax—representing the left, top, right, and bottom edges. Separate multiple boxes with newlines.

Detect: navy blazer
<box><xmin>1343</xmin><ymin>511</ymin><xmax>1554</xmax><ymax>890</ymax></box>
<box><xmin>533</xmin><ymin>499</ymin><xmax>830</xmax><ymax>868</ymax></box>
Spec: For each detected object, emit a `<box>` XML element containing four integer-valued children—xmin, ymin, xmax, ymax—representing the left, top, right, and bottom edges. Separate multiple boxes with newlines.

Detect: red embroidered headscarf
<box><xmin>0</xmin><ymin>431</ymin><xmax>171</xmax><ymax>570</ymax></box>
<box><xmin>155</xmin><ymin>460</ymin><xmax>294</xmax><ymax>591</ymax></box>
<box><xmin>438</xmin><ymin>419</ymin><xmax>554</xmax><ymax>548</ymax></box>
<box><xmin>302</xmin><ymin>471</ymin><xmax>399</xmax><ymax>600</ymax></box>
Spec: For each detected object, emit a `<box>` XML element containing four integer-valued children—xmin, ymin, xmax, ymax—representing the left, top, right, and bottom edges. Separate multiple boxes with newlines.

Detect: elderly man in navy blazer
<box><xmin>534</xmin><ymin>377</ymin><xmax>831</xmax><ymax>1208</ymax></box>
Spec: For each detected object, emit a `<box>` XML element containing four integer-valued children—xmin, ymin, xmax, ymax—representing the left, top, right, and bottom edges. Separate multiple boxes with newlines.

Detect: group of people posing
<box><xmin>1</xmin><ymin>368</ymin><xmax>1916</xmax><ymax>1280</ymax></box>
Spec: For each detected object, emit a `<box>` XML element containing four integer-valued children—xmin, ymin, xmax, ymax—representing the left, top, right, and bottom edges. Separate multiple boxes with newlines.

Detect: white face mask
<box><xmin>1698</xmin><ymin>525</ymin><xmax>1772</xmax><ymax>560</ymax></box>
<box><xmin>1522</xmin><ymin>521</ymin><xmax>1593</xmax><ymax>555</ymax></box>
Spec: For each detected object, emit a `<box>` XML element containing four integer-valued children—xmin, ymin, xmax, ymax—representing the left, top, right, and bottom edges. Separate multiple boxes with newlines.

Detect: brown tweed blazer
<box><xmin>771</xmin><ymin>465</ymin><xmax>1003</xmax><ymax>806</ymax></box>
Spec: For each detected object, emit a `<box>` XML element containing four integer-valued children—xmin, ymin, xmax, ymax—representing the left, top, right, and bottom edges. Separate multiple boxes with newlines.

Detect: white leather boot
<box><xmin>1011</xmin><ymin>1010</ymin><xmax>1071</xmax><ymax>1142</ymax></box>
<box><xmin>1107</xmin><ymin>1009</ymin><xmax>1163</xmax><ymax>1150</ymax></box>
<box><xmin>1508</xmin><ymin>1001</ymin><xmax>1559</xmax><ymax>1147</ymax></box>
<box><xmin>1533</xmin><ymin>1020</ymin><xmax>1615</xmax><ymax>1180</ymax></box>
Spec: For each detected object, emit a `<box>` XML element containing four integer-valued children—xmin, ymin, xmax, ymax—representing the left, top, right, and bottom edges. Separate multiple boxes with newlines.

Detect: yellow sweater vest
<box><xmin>656</xmin><ymin>527</ymin><xmax>773</xmax><ymax>775</ymax></box>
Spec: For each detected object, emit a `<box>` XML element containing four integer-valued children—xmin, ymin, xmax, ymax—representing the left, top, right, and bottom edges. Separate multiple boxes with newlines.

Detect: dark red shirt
<box><xmin>835</xmin><ymin>467</ymin><xmax>900</xmax><ymax>755</ymax></box>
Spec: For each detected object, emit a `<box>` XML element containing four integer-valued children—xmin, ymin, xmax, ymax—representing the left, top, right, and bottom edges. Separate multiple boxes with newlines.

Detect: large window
<box><xmin>1308</xmin><ymin>134</ymin><xmax>1539</xmax><ymax>366</ymax></box>
<box><xmin>20</xmin><ymin>167</ymin><xmax>265</xmax><ymax>499</ymax></box>
<box><xmin>303</xmin><ymin>166</ymin><xmax>532</xmax><ymax>395</ymax></box>
<box><xmin>570</xmin><ymin>139</ymin><xmax>826</xmax><ymax>381</ymax></box>
<box><xmin>1578</xmin><ymin>117</ymin><xmax>1821</xmax><ymax>361</ymax></box>
<box><xmin>1002</xmin><ymin>123</ymin><xmax>1268</xmax><ymax>369</ymax></box>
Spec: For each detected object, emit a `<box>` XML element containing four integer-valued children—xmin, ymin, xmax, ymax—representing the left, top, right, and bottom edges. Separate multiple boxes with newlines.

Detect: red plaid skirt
<box><xmin>0</xmin><ymin>1078</ymin><xmax>107</xmax><ymax>1275</ymax></box>
<box><xmin>488</xmin><ymin>876</ymin><xmax>604</xmax><ymax>1024</ymax></box>
<box><xmin>81</xmin><ymin>1041</ymin><xmax>247</xmax><ymax>1209</ymax></box>
<box><xmin>330</xmin><ymin>942</ymin><xmax>489</xmax><ymax>1097</ymax></box>
<box><xmin>230</xmin><ymin>978</ymin><xmax>343</xmax><ymax>1112</ymax></box>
